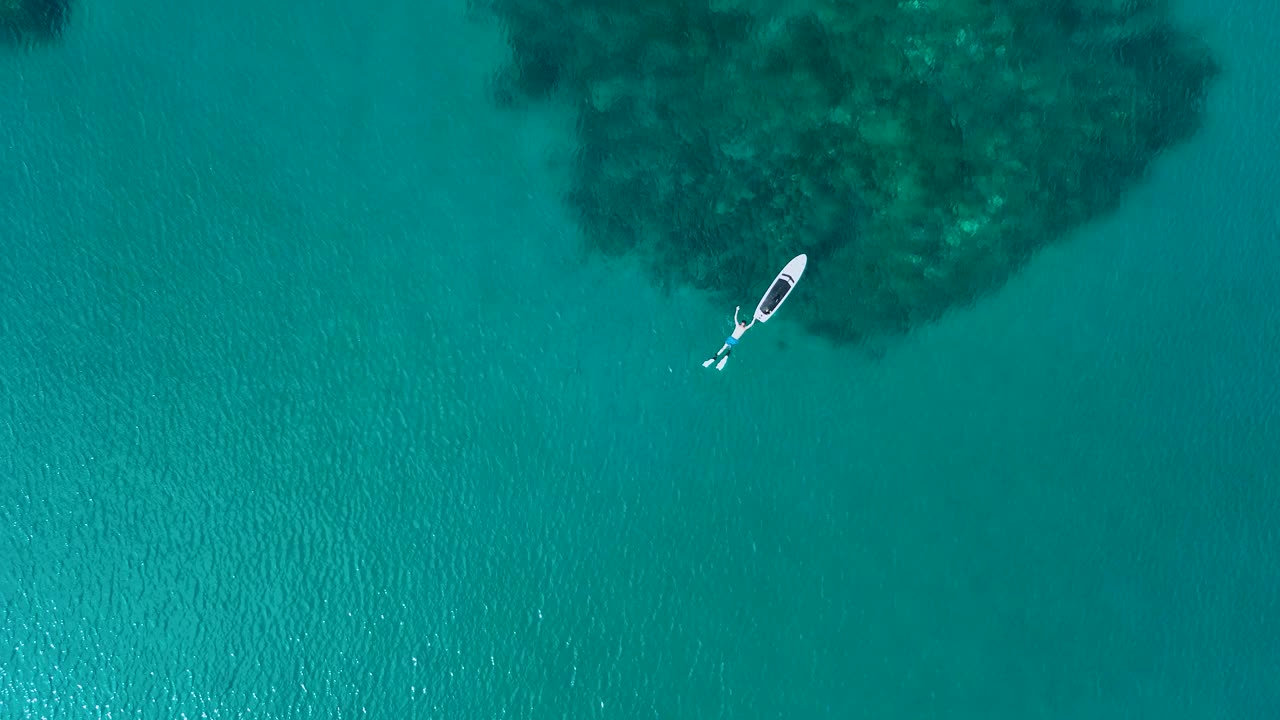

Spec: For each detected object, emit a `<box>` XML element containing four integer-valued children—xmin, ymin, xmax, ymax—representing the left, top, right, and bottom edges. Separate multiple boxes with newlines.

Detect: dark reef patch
<box><xmin>2</xmin><ymin>0</ymin><xmax>70</xmax><ymax>48</ymax></box>
<box><xmin>483</xmin><ymin>0</ymin><xmax>1219</xmax><ymax>345</ymax></box>
<box><xmin>2</xmin><ymin>0</ymin><xmax>69</xmax><ymax>48</ymax></box>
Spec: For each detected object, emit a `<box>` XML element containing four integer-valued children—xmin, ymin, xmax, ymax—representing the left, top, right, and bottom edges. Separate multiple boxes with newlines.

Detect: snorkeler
<box><xmin>702</xmin><ymin>305</ymin><xmax>755</xmax><ymax>371</ymax></box>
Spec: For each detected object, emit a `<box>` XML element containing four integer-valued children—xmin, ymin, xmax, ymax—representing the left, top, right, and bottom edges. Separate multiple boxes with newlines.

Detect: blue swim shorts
<box><xmin>725</xmin><ymin>336</ymin><xmax>739</xmax><ymax>346</ymax></box>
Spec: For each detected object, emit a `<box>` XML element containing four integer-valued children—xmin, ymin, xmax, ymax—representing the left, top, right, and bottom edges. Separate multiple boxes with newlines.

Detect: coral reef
<box><xmin>2</xmin><ymin>0</ymin><xmax>70</xmax><ymax>47</ymax></box>
<box><xmin>483</xmin><ymin>0</ymin><xmax>1219</xmax><ymax>344</ymax></box>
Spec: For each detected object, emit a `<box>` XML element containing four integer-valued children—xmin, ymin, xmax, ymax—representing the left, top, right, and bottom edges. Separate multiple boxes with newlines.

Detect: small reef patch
<box><xmin>2</xmin><ymin>0</ymin><xmax>70</xmax><ymax>48</ymax></box>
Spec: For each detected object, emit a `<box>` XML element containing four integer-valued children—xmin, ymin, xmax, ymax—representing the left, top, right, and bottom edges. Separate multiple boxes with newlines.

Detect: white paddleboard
<box><xmin>754</xmin><ymin>254</ymin><xmax>807</xmax><ymax>323</ymax></box>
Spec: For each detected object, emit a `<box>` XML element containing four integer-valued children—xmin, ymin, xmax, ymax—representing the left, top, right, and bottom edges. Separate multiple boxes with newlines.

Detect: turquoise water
<box><xmin>2</xmin><ymin>1</ymin><xmax>1277</xmax><ymax>718</ymax></box>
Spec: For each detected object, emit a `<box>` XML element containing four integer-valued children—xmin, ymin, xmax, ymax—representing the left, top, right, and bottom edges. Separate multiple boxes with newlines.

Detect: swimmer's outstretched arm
<box><xmin>734</xmin><ymin>305</ymin><xmax>741</xmax><ymax>324</ymax></box>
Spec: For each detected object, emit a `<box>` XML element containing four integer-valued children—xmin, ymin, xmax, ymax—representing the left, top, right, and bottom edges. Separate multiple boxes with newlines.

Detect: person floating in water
<box><xmin>703</xmin><ymin>305</ymin><xmax>755</xmax><ymax>371</ymax></box>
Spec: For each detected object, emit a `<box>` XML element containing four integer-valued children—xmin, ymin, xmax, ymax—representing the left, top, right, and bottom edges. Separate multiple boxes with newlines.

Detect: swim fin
<box><xmin>702</xmin><ymin>357</ymin><xmax>716</xmax><ymax>368</ymax></box>
<box><xmin>716</xmin><ymin>356</ymin><xmax>728</xmax><ymax>371</ymax></box>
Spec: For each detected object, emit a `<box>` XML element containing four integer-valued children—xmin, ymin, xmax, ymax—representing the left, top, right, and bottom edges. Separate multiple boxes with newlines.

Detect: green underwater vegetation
<box><xmin>478</xmin><ymin>0</ymin><xmax>1219</xmax><ymax>346</ymax></box>
<box><xmin>2</xmin><ymin>0</ymin><xmax>69</xmax><ymax>47</ymax></box>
